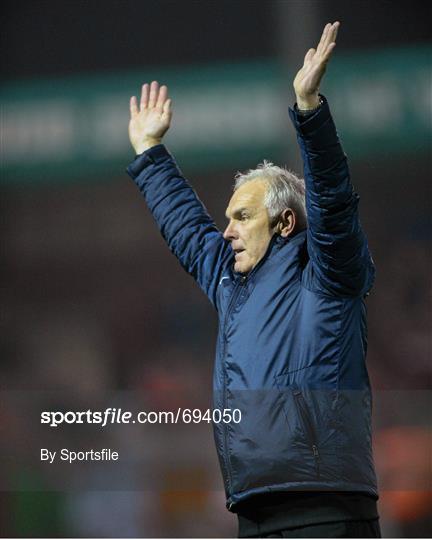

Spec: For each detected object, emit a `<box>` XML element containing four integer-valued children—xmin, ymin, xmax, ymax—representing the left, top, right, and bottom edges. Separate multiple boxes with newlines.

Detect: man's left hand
<box><xmin>293</xmin><ymin>21</ymin><xmax>340</xmax><ymax>110</ymax></box>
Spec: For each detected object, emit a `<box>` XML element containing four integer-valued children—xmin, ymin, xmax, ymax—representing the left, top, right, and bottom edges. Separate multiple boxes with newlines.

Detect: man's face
<box><xmin>223</xmin><ymin>178</ymin><xmax>274</xmax><ymax>274</ymax></box>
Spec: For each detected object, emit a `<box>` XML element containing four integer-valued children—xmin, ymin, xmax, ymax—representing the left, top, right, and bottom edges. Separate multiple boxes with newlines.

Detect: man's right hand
<box><xmin>129</xmin><ymin>81</ymin><xmax>172</xmax><ymax>155</ymax></box>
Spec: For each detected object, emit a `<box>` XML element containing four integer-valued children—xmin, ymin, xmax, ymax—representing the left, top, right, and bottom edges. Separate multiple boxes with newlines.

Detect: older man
<box><xmin>127</xmin><ymin>22</ymin><xmax>380</xmax><ymax>539</ymax></box>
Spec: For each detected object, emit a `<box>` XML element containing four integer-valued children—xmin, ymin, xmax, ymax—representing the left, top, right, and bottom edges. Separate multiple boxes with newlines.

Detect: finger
<box><xmin>322</xmin><ymin>22</ymin><xmax>340</xmax><ymax>59</ymax></box>
<box><xmin>156</xmin><ymin>85</ymin><xmax>168</xmax><ymax>110</ymax></box>
<box><xmin>149</xmin><ymin>80</ymin><xmax>159</xmax><ymax>108</ymax></box>
<box><xmin>316</xmin><ymin>23</ymin><xmax>331</xmax><ymax>55</ymax></box>
<box><xmin>130</xmin><ymin>96</ymin><xmax>139</xmax><ymax>117</ymax></box>
<box><xmin>324</xmin><ymin>21</ymin><xmax>339</xmax><ymax>52</ymax></box>
<box><xmin>162</xmin><ymin>98</ymin><xmax>172</xmax><ymax>121</ymax></box>
<box><xmin>323</xmin><ymin>41</ymin><xmax>336</xmax><ymax>62</ymax></box>
<box><xmin>140</xmin><ymin>83</ymin><xmax>149</xmax><ymax>109</ymax></box>
<box><xmin>331</xmin><ymin>21</ymin><xmax>340</xmax><ymax>44</ymax></box>
<box><xmin>304</xmin><ymin>48</ymin><xmax>316</xmax><ymax>64</ymax></box>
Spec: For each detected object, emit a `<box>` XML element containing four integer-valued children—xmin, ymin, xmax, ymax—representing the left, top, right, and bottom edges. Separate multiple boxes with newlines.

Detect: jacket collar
<box><xmin>232</xmin><ymin>231</ymin><xmax>302</xmax><ymax>281</ymax></box>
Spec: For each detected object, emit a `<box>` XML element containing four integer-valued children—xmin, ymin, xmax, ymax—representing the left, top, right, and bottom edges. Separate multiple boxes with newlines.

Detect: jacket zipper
<box><xmin>219</xmin><ymin>235</ymin><xmax>280</xmax><ymax>494</ymax></box>
<box><xmin>220</xmin><ymin>275</ymin><xmax>246</xmax><ymax>492</ymax></box>
<box><xmin>293</xmin><ymin>390</ymin><xmax>321</xmax><ymax>478</ymax></box>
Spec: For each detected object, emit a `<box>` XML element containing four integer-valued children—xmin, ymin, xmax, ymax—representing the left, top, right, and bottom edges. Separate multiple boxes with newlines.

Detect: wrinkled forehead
<box><xmin>226</xmin><ymin>179</ymin><xmax>268</xmax><ymax>217</ymax></box>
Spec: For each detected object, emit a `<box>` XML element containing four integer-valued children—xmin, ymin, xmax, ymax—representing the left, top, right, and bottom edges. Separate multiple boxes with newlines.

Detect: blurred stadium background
<box><xmin>1</xmin><ymin>0</ymin><xmax>431</xmax><ymax>537</ymax></box>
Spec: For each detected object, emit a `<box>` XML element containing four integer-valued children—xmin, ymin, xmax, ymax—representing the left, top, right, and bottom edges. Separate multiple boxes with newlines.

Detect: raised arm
<box><xmin>127</xmin><ymin>82</ymin><xmax>232</xmax><ymax>308</ymax></box>
<box><xmin>290</xmin><ymin>22</ymin><xmax>375</xmax><ymax>297</ymax></box>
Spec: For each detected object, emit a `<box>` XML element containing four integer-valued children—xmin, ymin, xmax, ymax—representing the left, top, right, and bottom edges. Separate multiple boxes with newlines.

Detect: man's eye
<box><xmin>241</xmin><ymin>214</ymin><xmax>249</xmax><ymax>221</ymax></box>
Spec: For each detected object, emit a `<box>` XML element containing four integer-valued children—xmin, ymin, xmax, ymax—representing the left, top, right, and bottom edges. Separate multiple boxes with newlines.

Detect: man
<box><xmin>127</xmin><ymin>22</ymin><xmax>380</xmax><ymax>538</ymax></box>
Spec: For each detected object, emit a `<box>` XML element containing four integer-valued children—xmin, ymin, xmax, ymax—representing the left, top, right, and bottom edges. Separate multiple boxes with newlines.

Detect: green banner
<box><xmin>1</xmin><ymin>45</ymin><xmax>430</xmax><ymax>183</ymax></box>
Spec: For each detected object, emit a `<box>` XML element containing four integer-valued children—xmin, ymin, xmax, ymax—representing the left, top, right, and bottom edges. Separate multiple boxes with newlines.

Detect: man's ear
<box><xmin>276</xmin><ymin>209</ymin><xmax>296</xmax><ymax>237</ymax></box>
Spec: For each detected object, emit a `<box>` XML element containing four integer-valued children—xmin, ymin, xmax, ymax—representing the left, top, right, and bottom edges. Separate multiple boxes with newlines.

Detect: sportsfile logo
<box><xmin>41</xmin><ymin>408</ymin><xmax>242</xmax><ymax>427</ymax></box>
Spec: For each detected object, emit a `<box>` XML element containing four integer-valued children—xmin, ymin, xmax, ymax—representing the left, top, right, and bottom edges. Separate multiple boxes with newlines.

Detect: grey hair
<box><xmin>234</xmin><ymin>160</ymin><xmax>307</xmax><ymax>230</ymax></box>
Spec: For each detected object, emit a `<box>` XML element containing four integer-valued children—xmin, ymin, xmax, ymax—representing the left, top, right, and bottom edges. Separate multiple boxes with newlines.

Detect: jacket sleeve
<box><xmin>126</xmin><ymin>144</ymin><xmax>232</xmax><ymax>309</ymax></box>
<box><xmin>289</xmin><ymin>95</ymin><xmax>375</xmax><ymax>297</ymax></box>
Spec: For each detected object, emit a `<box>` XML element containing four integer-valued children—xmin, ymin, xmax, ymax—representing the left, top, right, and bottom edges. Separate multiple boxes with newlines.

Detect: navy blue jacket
<box><xmin>127</xmin><ymin>96</ymin><xmax>378</xmax><ymax>511</ymax></box>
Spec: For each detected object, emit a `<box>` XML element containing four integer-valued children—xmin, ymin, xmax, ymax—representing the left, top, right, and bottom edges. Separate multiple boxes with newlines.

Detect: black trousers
<box><xmin>246</xmin><ymin>518</ymin><xmax>381</xmax><ymax>538</ymax></box>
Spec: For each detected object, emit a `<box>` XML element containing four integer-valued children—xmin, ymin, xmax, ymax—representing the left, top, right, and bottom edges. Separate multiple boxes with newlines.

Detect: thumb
<box><xmin>304</xmin><ymin>48</ymin><xmax>316</xmax><ymax>64</ymax></box>
<box><xmin>162</xmin><ymin>99</ymin><xmax>172</xmax><ymax>122</ymax></box>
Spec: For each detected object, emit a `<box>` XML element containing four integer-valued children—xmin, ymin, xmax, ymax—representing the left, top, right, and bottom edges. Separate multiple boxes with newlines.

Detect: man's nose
<box><xmin>223</xmin><ymin>221</ymin><xmax>237</xmax><ymax>241</ymax></box>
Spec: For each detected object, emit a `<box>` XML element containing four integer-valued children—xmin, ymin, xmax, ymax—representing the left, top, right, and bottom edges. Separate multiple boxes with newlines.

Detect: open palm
<box><xmin>129</xmin><ymin>81</ymin><xmax>172</xmax><ymax>154</ymax></box>
<box><xmin>294</xmin><ymin>22</ymin><xmax>340</xmax><ymax>109</ymax></box>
